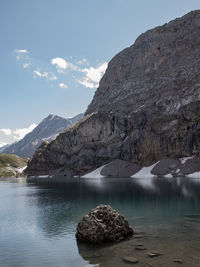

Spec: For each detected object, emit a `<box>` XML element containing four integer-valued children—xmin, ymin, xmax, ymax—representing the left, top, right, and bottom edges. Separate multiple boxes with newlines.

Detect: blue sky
<box><xmin>0</xmin><ymin>0</ymin><xmax>200</xmax><ymax>144</ymax></box>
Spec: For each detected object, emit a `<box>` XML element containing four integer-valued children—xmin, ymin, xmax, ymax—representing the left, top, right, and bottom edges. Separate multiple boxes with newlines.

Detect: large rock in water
<box><xmin>76</xmin><ymin>205</ymin><xmax>133</xmax><ymax>244</ymax></box>
<box><xmin>25</xmin><ymin>10</ymin><xmax>200</xmax><ymax>176</ymax></box>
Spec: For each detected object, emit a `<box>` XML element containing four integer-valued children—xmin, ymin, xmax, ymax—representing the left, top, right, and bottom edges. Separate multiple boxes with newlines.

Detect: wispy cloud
<box><xmin>77</xmin><ymin>58</ymin><xmax>88</xmax><ymax>65</ymax></box>
<box><xmin>51</xmin><ymin>57</ymin><xmax>78</xmax><ymax>72</ymax></box>
<box><xmin>51</xmin><ymin>58</ymin><xmax>107</xmax><ymax>88</ymax></box>
<box><xmin>14</xmin><ymin>48</ymin><xmax>107</xmax><ymax>90</ymax></box>
<box><xmin>33</xmin><ymin>70</ymin><xmax>57</xmax><ymax>81</ymax></box>
<box><xmin>15</xmin><ymin>48</ymin><xmax>31</xmax><ymax>64</ymax></box>
<box><xmin>49</xmin><ymin>74</ymin><xmax>57</xmax><ymax>81</ymax></box>
<box><xmin>15</xmin><ymin>49</ymin><xmax>29</xmax><ymax>54</ymax></box>
<box><xmin>33</xmin><ymin>70</ymin><xmax>48</xmax><ymax>78</ymax></box>
<box><xmin>0</xmin><ymin>124</ymin><xmax>37</xmax><ymax>142</ymax></box>
<box><xmin>0</xmin><ymin>129</ymin><xmax>12</xmax><ymax>136</ymax></box>
<box><xmin>0</xmin><ymin>142</ymin><xmax>7</xmax><ymax>148</ymax></box>
<box><xmin>33</xmin><ymin>70</ymin><xmax>49</xmax><ymax>78</ymax></box>
<box><xmin>13</xmin><ymin>123</ymin><xmax>37</xmax><ymax>140</ymax></box>
<box><xmin>58</xmin><ymin>83</ymin><xmax>68</xmax><ymax>89</ymax></box>
<box><xmin>23</xmin><ymin>63</ymin><xmax>31</xmax><ymax>68</ymax></box>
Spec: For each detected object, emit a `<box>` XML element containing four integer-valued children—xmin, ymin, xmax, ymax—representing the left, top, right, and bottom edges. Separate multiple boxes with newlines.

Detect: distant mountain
<box><xmin>3</xmin><ymin>113</ymin><xmax>83</xmax><ymax>158</ymax></box>
<box><xmin>0</xmin><ymin>144</ymin><xmax>9</xmax><ymax>153</ymax></box>
<box><xmin>69</xmin><ymin>113</ymin><xmax>84</xmax><ymax>124</ymax></box>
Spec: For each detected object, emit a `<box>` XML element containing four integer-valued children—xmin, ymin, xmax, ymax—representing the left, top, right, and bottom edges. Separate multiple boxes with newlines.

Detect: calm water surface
<box><xmin>0</xmin><ymin>177</ymin><xmax>200</xmax><ymax>267</ymax></box>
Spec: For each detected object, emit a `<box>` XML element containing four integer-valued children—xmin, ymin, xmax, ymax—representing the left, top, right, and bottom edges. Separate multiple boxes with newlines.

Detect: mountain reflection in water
<box><xmin>0</xmin><ymin>177</ymin><xmax>200</xmax><ymax>266</ymax></box>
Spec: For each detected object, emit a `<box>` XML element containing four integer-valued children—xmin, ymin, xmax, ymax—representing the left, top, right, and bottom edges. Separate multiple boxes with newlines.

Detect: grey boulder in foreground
<box><xmin>76</xmin><ymin>205</ymin><xmax>133</xmax><ymax>244</ymax></box>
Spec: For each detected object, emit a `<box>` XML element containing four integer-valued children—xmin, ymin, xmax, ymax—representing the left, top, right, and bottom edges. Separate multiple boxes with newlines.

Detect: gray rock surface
<box><xmin>76</xmin><ymin>205</ymin><xmax>133</xmax><ymax>244</ymax></box>
<box><xmin>25</xmin><ymin>10</ymin><xmax>200</xmax><ymax>177</ymax></box>
<box><xmin>3</xmin><ymin>114</ymin><xmax>83</xmax><ymax>158</ymax></box>
<box><xmin>123</xmin><ymin>256</ymin><xmax>139</xmax><ymax>263</ymax></box>
<box><xmin>0</xmin><ymin>144</ymin><xmax>9</xmax><ymax>153</ymax></box>
<box><xmin>151</xmin><ymin>159</ymin><xmax>181</xmax><ymax>177</ymax></box>
<box><xmin>101</xmin><ymin>159</ymin><xmax>141</xmax><ymax>177</ymax></box>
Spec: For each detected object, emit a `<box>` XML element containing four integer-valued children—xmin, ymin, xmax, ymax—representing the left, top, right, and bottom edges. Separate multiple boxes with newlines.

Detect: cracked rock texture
<box><xmin>25</xmin><ymin>10</ymin><xmax>200</xmax><ymax>176</ymax></box>
<box><xmin>76</xmin><ymin>205</ymin><xmax>133</xmax><ymax>244</ymax></box>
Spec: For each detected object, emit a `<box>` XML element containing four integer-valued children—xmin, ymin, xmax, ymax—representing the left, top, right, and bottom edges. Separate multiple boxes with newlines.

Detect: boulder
<box><xmin>101</xmin><ymin>159</ymin><xmax>141</xmax><ymax>177</ymax></box>
<box><xmin>76</xmin><ymin>205</ymin><xmax>133</xmax><ymax>244</ymax></box>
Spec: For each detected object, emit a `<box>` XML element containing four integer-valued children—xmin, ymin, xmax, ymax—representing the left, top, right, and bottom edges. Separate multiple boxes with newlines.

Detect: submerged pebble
<box><xmin>147</xmin><ymin>251</ymin><xmax>161</xmax><ymax>257</ymax></box>
<box><xmin>173</xmin><ymin>258</ymin><xmax>183</xmax><ymax>264</ymax></box>
<box><xmin>123</xmin><ymin>256</ymin><xmax>139</xmax><ymax>264</ymax></box>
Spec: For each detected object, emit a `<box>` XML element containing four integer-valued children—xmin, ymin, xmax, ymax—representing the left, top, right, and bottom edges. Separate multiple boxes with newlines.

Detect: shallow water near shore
<box><xmin>0</xmin><ymin>177</ymin><xmax>200</xmax><ymax>266</ymax></box>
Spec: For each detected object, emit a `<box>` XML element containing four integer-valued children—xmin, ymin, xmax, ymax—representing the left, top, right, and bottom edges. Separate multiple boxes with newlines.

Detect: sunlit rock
<box><xmin>76</xmin><ymin>205</ymin><xmax>133</xmax><ymax>244</ymax></box>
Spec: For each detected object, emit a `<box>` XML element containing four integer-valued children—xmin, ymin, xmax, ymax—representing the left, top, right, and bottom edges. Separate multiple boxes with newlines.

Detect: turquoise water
<box><xmin>0</xmin><ymin>177</ymin><xmax>200</xmax><ymax>266</ymax></box>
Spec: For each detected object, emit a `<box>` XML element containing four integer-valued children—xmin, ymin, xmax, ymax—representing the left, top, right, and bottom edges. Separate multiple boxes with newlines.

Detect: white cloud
<box><xmin>49</xmin><ymin>74</ymin><xmax>57</xmax><ymax>81</ymax></box>
<box><xmin>15</xmin><ymin>49</ymin><xmax>30</xmax><ymax>62</ymax></box>
<box><xmin>68</xmin><ymin>62</ymin><xmax>78</xmax><ymax>71</ymax></box>
<box><xmin>13</xmin><ymin>123</ymin><xmax>37</xmax><ymax>141</ymax></box>
<box><xmin>58</xmin><ymin>83</ymin><xmax>68</xmax><ymax>89</ymax></box>
<box><xmin>23</xmin><ymin>63</ymin><xmax>31</xmax><ymax>68</ymax></box>
<box><xmin>33</xmin><ymin>70</ymin><xmax>57</xmax><ymax>81</ymax></box>
<box><xmin>15</xmin><ymin>49</ymin><xmax>29</xmax><ymax>54</ymax></box>
<box><xmin>0</xmin><ymin>142</ymin><xmax>7</xmax><ymax>148</ymax></box>
<box><xmin>14</xmin><ymin>50</ymin><xmax>107</xmax><ymax>90</ymax></box>
<box><xmin>78</xmin><ymin>80</ymin><xmax>96</xmax><ymax>89</ymax></box>
<box><xmin>77</xmin><ymin>58</ymin><xmax>88</xmax><ymax>65</ymax></box>
<box><xmin>0</xmin><ymin>123</ymin><xmax>37</xmax><ymax>144</ymax></box>
<box><xmin>33</xmin><ymin>70</ymin><xmax>48</xmax><ymax>78</ymax></box>
<box><xmin>78</xmin><ymin>62</ymin><xmax>107</xmax><ymax>88</ymax></box>
<box><xmin>51</xmin><ymin>57</ymin><xmax>78</xmax><ymax>72</ymax></box>
<box><xmin>0</xmin><ymin>129</ymin><xmax>12</xmax><ymax>136</ymax></box>
<box><xmin>51</xmin><ymin>57</ymin><xmax>68</xmax><ymax>70</ymax></box>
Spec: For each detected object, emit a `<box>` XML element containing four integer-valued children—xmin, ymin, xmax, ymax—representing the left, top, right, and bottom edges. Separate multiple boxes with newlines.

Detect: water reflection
<box><xmin>0</xmin><ymin>177</ymin><xmax>200</xmax><ymax>266</ymax></box>
<box><xmin>29</xmin><ymin>177</ymin><xmax>200</xmax><ymax>238</ymax></box>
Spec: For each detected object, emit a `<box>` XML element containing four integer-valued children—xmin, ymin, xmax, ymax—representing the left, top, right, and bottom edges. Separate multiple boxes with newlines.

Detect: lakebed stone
<box><xmin>76</xmin><ymin>205</ymin><xmax>133</xmax><ymax>244</ymax></box>
<box><xmin>135</xmin><ymin>245</ymin><xmax>147</xmax><ymax>251</ymax></box>
<box><xmin>123</xmin><ymin>256</ymin><xmax>139</xmax><ymax>264</ymax></box>
<box><xmin>147</xmin><ymin>251</ymin><xmax>161</xmax><ymax>257</ymax></box>
<box><xmin>173</xmin><ymin>259</ymin><xmax>183</xmax><ymax>264</ymax></box>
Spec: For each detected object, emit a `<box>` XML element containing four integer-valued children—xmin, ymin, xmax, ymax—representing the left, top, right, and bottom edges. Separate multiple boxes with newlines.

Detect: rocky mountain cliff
<box><xmin>3</xmin><ymin>114</ymin><xmax>83</xmax><ymax>158</ymax></box>
<box><xmin>25</xmin><ymin>10</ymin><xmax>200</xmax><ymax>176</ymax></box>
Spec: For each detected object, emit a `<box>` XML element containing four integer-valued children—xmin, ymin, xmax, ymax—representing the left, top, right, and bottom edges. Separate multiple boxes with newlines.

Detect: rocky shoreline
<box><xmin>77</xmin><ymin>211</ymin><xmax>200</xmax><ymax>266</ymax></box>
<box><xmin>82</xmin><ymin>156</ymin><xmax>200</xmax><ymax>179</ymax></box>
<box><xmin>27</xmin><ymin>156</ymin><xmax>200</xmax><ymax>179</ymax></box>
<box><xmin>77</xmin><ymin>229</ymin><xmax>191</xmax><ymax>266</ymax></box>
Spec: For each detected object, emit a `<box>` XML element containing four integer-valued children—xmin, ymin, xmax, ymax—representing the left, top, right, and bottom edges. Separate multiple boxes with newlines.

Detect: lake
<box><xmin>0</xmin><ymin>177</ymin><xmax>200</xmax><ymax>266</ymax></box>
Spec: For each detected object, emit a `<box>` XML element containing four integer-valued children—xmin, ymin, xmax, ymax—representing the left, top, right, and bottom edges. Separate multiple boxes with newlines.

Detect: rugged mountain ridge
<box><xmin>25</xmin><ymin>10</ymin><xmax>200</xmax><ymax>176</ymax></box>
<box><xmin>4</xmin><ymin>114</ymin><xmax>83</xmax><ymax>158</ymax></box>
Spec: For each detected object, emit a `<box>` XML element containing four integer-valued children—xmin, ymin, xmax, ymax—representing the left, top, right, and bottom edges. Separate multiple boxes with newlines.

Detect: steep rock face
<box><xmin>86</xmin><ymin>10</ymin><xmax>200</xmax><ymax>116</ymax></box>
<box><xmin>25</xmin><ymin>113</ymin><xmax>126</xmax><ymax>175</ymax></box>
<box><xmin>25</xmin><ymin>10</ymin><xmax>200</xmax><ymax>176</ymax></box>
<box><xmin>3</xmin><ymin>114</ymin><xmax>83</xmax><ymax>158</ymax></box>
